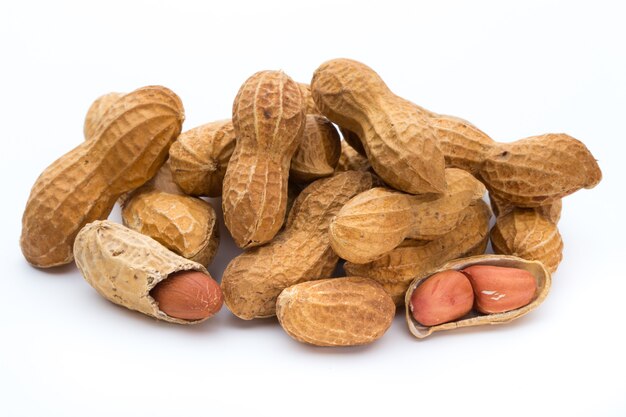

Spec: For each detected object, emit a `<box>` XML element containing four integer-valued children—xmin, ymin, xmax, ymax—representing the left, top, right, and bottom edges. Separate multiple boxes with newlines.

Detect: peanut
<box><xmin>409</xmin><ymin>270</ymin><xmax>474</xmax><ymax>326</ymax></box>
<box><xmin>121</xmin><ymin>187</ymin><xmax>219</xmax><ymax>266</ymax></box>
<box><xmin>329</xmin><ymin>168</ymin><xmax>485</xmax><ymax>264</ymax></box>
<box><xmin>222</xmin><ymin>70</ymin><xmax>305</xmax><ymax>248</ymax></box>
<box><xmin>150</xmin><ymin>270</ymin><xmax>223</xmax><ymax>320</ymax></box>
<box><xmin>435</xmin><ymin>115</ymin><xmax>602</xmax><ymax>207</ymax></box>
<box><xmin>168</xmin><ymin>120</ymin><xmax>236</xmax><ymax>197</ymax></box>
<box><xmin>344</xmin><ymin>200</ymin><xmax>491</xmax><ymax>304</ymax></box>
<box><xmin>221</xmin><ymin>171</ymin><xmax>375</xmax><ymax>320</ymax></box>
<box><xmin>298</xmin><ymin>82</ymin><xmax>319</xmax><ymax>114</ymax></box>
<box><xmin>21</xmin><ymin>86</ymin><xmax>184</xmax><ymax>267</ymax></box>
<box><xmin>73</xmin><ymin>220</ymin><xmax>221</xmax><ymax>324</ymax></box>
<box><xmin>311</xmin><ymin>58</ymin><xmax>446</xmax><ymax>194</ymax></box>
<box><xmin>461</xmin><ymin>265</ymin><xmax>537</xmax><ymax>314</ymax></box>
<box><xmin>405</xmin><ymin>255</ymin><xmax>551</xmax><ymax>338</ymax></box>
<box><xmin>490</xmin><ymin>208</ymin><xmax>563</xmax><ymax>273</ymax></box>
<box><xmin>276</xmin><ymin>277</ymin><xmax>395</xmax><ymax>347</ymax></box>
<box><xmin>289</xmin><ymin>115</ymin><xmax>341</xmax><ymax>183</ymax></box>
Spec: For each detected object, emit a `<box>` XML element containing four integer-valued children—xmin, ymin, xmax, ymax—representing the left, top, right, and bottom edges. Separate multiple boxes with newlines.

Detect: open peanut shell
<box><xmin>405</xmin><ymin>254</ymin><xmax>551</xmax><ymax>338</ymax></box>
<box><xmin>74</xmin><ymin>220</ymin><xmax>213</xmax><ymax>324</ymax></box>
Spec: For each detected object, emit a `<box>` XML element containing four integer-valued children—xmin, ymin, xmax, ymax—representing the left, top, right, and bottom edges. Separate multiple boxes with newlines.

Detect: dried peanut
<box><xmin>461</xmin><ymin>265</ymin><xmax>537</xmax><ymax>314</ymax></box>
<box><xmin>73</xmin><ymin>220</ymin><xmax>221</xmax><ymax>324</ymax></box>
<box><xmin>221</xmin><ymin>171</ymin><xmax>375</xmax><ymax>320</ymax></box>
<box><xmin>311</xmin><ymin>58</ymin><xmax>446</xmax><ymax>194</ymax></box>
<box><xmin>168</xmin><ymin>120</ymin><xmax>236</xmax><ymax>197</ymax></box>
<box><xmin>330</xmin><ymin>168</ymin><xmax>485</xmax><ymax>264</ymax></box>
<box><xmin>222</xmin><ymin>70</ymin><xmax>305</xmax><ymax>248</ymax></box>
<box><xmin>150</xmin><ymin>270</ymin><xmax>223</xmax><ymax>320</ymax></box>
<box><xmin>405</xmin><ymin>255</ymin><xmax>551</xmax><ymax>339</ymax></box>
<box><xmin>21</xmin><ymin>85</ymin><xmax>184</xmax><ymax>267</ymax></box>
<box><xmin>409</xmin><ymin>270</ymin><xmax>474</xmax><ymax>326</ymax></box>
<box><xmin>336</xmin><ymin>140</ymin><xmax>371</xmax><ymax>172</ymax></box>
<box><xmin>276</xmin><ymin>277</ymin><xmax>395</xmax><ymax>347</ymax></box>
<box><xmin>437</xmin><ymin>120</ymin><xmax>601</xmax><ymax>206</ymax></box>
<box><xmin>344</xmin><ymin>200</ymin><xmax>491</xmax><ymax>304</ymax></box>
<box><xmin>121</xmin><ymin>187</ymin><xmax>219</xmax><ymax>266</ymax></box>
<box><xmin>289</xmin><ymin>115</ymin><xmax>341</xmax><ymax>183</ymax></box>
<box><xmin>490</xmin><ymin>208</ymin><xmax>563</xmax><ymax>273</ymax></box>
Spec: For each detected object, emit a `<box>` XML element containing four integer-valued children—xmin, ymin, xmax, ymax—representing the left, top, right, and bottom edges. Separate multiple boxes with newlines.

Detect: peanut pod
<box><xmin>311</xmin><ymin>58</ymin><xmax>446</xmax><ymax>195</ymax></box>
<box><xmin>330</xmin><ymin>168</ymin><xmax>485</xmax><ymax>264</ymax></box>
<box><xmin>74</xmin><ymin>220</ymin><xmax>221</xmax><ymax>324</ymax></box>
<box><xmin>21</xmin><ymin>85</ymin><xmax>184</xmax><ymax>267</ymax></box>
<box><xmin>289</xmin><ymin>115</ymin><xmax>341</xmax><ymax>183</ymax></box>
<box><xmin>405</xmin><ymin>254</ymin><xmax>551</xmax><ymax>339</ymax></box>
<box><xmin>121</xmin><ymin>188</ymin><xmax>219</xmax><ymax>266</ymax></box>
<box><xmin>490</xmin><ymin>208</ymin><xmax>563</xmax><ymax>273</ymax></box>
<box><xmin>222</xmin><ymin>70</ymin><xmax>305</xmax><ymax>248</ymax></box>
<box><xmin>277</xmin><ymin>277</ymin><xmax>395</xmax><ymax>347</ymax></box>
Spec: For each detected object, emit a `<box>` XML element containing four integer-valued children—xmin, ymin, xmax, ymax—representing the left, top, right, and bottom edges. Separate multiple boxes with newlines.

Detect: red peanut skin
<box><xmin>150</xmin><ymin>271</ymin><xmax>223</xmax><ymax>320</ymax></box>
<box><xmin>462</xmin><ymin>265</ymin><xmax>537</xmax><ymax>314</ymax></box>
<box><xmin>409</xmin><ymin>270</ymin><xmax>474</xmax><ymax>326</ymax></box>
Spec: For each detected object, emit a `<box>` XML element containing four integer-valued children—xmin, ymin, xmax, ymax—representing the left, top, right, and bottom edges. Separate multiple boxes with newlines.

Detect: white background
<box><xmin>1</xmin><ymin>1</ymin><xmax>625</xmax><ymax>416</ymax></box>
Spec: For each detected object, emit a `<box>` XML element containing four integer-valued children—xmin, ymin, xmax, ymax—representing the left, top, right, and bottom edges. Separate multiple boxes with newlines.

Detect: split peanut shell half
<box><xmin>405</xmin><ymin>254</ymin><xmax>551</xmax><ymax>338</ymax></box>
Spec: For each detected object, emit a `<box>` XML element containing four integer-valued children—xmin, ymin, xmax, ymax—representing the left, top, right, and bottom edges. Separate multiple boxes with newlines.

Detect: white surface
<box><xmin>1</xmin><ymin>1</ymin><xmax>625</xmax><ymax>416</ymax></box>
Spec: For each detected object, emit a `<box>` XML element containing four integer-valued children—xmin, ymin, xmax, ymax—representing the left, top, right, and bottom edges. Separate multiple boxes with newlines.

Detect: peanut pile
<box><xmin>20</xmin><ymin>58</ymin><xmax>602</xmax><ymax>346</ymax></box>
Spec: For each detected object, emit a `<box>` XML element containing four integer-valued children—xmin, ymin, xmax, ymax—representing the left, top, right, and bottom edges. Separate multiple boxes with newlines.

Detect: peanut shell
<box><xmin>330</xmin><ymin>168</ymin><xmax>485</xmax><ymax>264</ymax></box>
<box><xmin>289</xmin><ymin>115</ymin><xmax>341</xmax><ymax>183</ymax></box>
<box><xmin>73</xmin><ymin>220</ymin><xmax>218</xmax><ymax>324</ymax></box>
<box><xmin>277</xmin><ymin>277</ymin><xmax>396</xmax><ymax>347</ymax></box>
<box><xmin>222</xmin><ymin>70</ymin><xmax>305</xmax><ymax>248</ymax></box>
<box><xmin>311</xmin><ymin>58</ymin><xmax>446</xmax><ymax>195</ymax></box>
<box><xmin>221</xmin><ymin>171</ymin><xmax>375</xmax><ymax>320</ymax></box>
<box><xmin>490</xmin><ymin>208</ymin><xmax>563</xmax><ymax>273</ymax></box>
<box><xmin>21</xmin><ymin>85</ymin><xmax>184</xmax><ymax>267</ymax></box>
<box><xmin>168</xmin><ymin>120</ymin><xmax>236</xmax><ymax>197</ymax></box>
<box><xmin>405</xmin><ymin>254</ymin><xmax>551</xmax><ymax>338</ymax></box>
<box><xmin>121</xmin><ymin>189</ymin><xmax>219</xmax><ymax>266</ymax></box>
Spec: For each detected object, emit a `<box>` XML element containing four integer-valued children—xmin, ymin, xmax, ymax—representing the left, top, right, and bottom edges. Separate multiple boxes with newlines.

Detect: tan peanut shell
<box><xmin>344</xmin><ymin>200</ymin><xmax>491</xmax><ymax>304</ymax></box>
<box><xmin>405</xmin><ymin>254</ymin><xmax>551</xmax><ymax>338</ymax></box>
<box><xmin>490</xmin><ymin>193</ymin><xmax>562</xmax><ymax>224</ymax></box>
<box><xmin>168</xmin><ymin>120</ymin><xmax>236</xmax><ymax>197</ymax></box>
<box><xmin>330</xmin><ymin>168</ymin><xmax>485</xmax><ymax>264</ymax></box>
<box><xmin>290</xmin><ymin>115</ymin><xmax>341</xmax><ymax>182</ymax></box>
<box><xmin>336</xmin><ymin>140</ymin><xmax>371</xmax><ymax>172</ymax></box>
<box><xmin>311</xmin><ymin>58</ymin><xmax>446</xmax><ymax>195</ymax></box>
<box><xmin>276</xmin><ymin>277</ymin><xmax>395</xmax><ymax>347</ymax></box>
<box><xmin>438</xmin><ymin>121</ymin><xmax>602</xmax><ymax>206</ymax></box>
<box><xmin>222</xmin><ymin>70</ymin><xmax>305</xmax><ymax>248</ymax></box>
<box><xmin>21</xmin><ymin>85</ymin><xmax>184</xmax><ymax>267</ymax></box>
<box><xmin>83</xmin><ymin>92</ymin><xmax>123</xmax><ymax>140</ymax></box>
<box><xmin>490</xmin><ymin>208</ymin><xmax>563</xmax><ymax>273</ymax></box>
<box><xmin>121</xmin><ymin>189</ymin><xmax>219</xmax><ymax>266</ymax></box>
<box><xmin>221</xmin><ymin>171</ymin><xmax>375</xmax><ymax>320</ymax></box>
<box><xmin>73</xmin><ymin>220</ymin><xmax>218</xmax><ymax>324</ymax></box>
